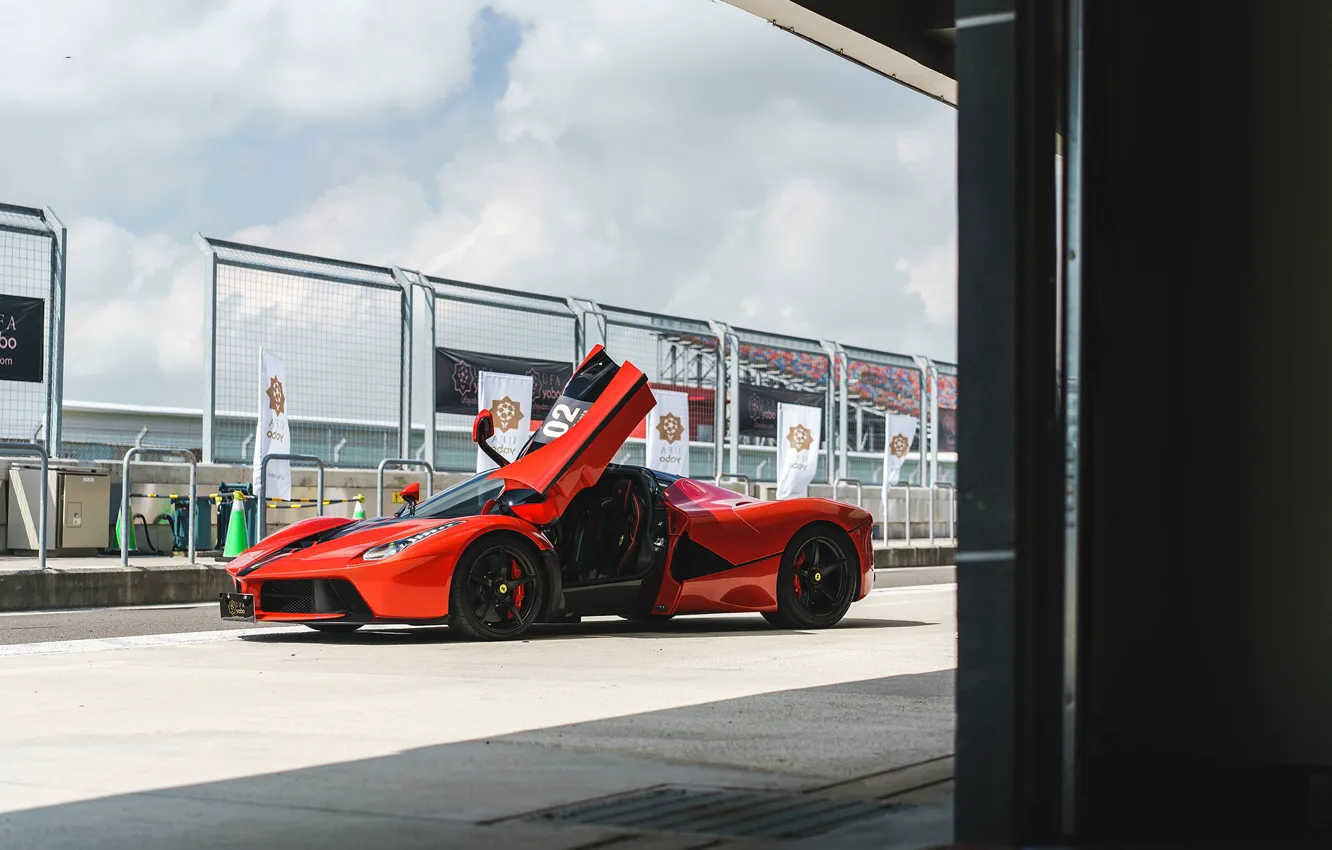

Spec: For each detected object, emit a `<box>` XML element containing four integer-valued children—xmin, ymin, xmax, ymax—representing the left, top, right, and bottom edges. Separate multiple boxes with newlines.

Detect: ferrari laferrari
<box><xmin>220</xmin><ymin>346</ymin><xmax>875</xmax><ymax>640</ymax></box>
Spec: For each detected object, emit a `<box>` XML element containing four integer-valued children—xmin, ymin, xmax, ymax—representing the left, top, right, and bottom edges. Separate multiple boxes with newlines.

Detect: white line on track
<box><xmin>0</xmin><ymin>602</ymin><xmax>215</xmax><ymax>618</ymax></box>
<box><xmin>868</xmin><ymin>583</ymin><xmax>956</xmax><ymax>596</ymax></box>
<box><xmin>0</xmin><ymin>626</ymin><xmax>308</xmax><ymax>658</ymax></box>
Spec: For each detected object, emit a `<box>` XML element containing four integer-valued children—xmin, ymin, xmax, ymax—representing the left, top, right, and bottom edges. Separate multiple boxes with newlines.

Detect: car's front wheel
<box><xmin>448</xmin><ymin>535</ymin><xmax>546</xmax><ymax>641</ymax></box>
<box><xmin>762</xmin><ymin>525</ymin><xmax>859</xmax><ymax>630</ymax></box>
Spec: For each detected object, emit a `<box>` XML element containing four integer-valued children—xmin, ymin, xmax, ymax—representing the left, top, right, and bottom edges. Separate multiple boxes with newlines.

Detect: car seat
<box><xmin>608</xmin><ymin>478</ymin><xmax>644</xmax><ymax>576</ymax></box>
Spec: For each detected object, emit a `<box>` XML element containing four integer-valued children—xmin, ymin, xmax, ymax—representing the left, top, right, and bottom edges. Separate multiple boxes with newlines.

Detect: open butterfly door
<box><xmin>490</xmin><ymin>346</ymin><xmax>656</xmax><ymax>525</ymax></box>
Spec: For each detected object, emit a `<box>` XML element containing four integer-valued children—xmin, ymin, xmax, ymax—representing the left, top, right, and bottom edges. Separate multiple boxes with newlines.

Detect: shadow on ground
<box><xmin>241</xmin><ymin>614</ymin><xmax>937</xmax><ymax>645</ymax></box>
<box><xmin>0</xmin><ymin>670</ymin><xmax>956</xmax><ymax>850</ymax></box>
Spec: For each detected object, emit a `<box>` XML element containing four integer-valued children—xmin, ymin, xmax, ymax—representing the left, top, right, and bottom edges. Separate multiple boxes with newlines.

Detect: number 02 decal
<box><xmin>539</xmin><ymin>402</ymin><xmax>585</xmax><ymax>440</ymax></box>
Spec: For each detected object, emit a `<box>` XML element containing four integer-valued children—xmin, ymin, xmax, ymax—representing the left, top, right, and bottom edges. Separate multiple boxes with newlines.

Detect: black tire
<box><xmin>762</xmin><ymin>525</ymin><xmax>859</xmax><ymax>630</ymax></box>
<box><xmin>304</xmin><ymin>623</ymin><xmax>364</xmax><ymax>633</ymax></box>
<box><xmin>448</xmin><ymin>535</ymin><xmax>546</xmax><ymax>641</ymax></box>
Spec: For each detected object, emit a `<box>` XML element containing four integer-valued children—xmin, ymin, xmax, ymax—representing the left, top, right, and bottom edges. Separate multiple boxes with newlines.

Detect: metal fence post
<box><xmin>376</xmin><ymin>458</ymin><xmax>436</xmax><ymax>517</ymax></box>
<box><xmin>727</xmin><ymin>331</ymin><xmax>740</xmax><ymax>475</ymax></box>
<box><xmin>714</xmin><ymin>472</ymin><xmax>751</xmax><ymax>498</ymax></box>
<box><xmin>192</xmin><ymin>234</ymin><xmax>218</xmax><ymax>465</ymax></box>
<box><xmin>257</xmin><ymin>453</ymin><xmax>325</xmax><ymax>541</ymax></box>
<box><xmin>706</xmin><ymin>321</ymin><xmax>729</xmax><ymax>482</ymax></box>
<box><xmin>912</xmin><ymin>355</ymin><xmax>933</xmax><ymax>487</ymax></box>
<box><xmin>0</xmin><ymin>442</ymin><xmax>48</xmax><ymax>570</ymax></box>
<box><xmin>120</xmin><ymin>447</ymin><xmax>198</xmax><ymax>566</ymax></box>
<box><xmin>398</xmin><ymin>270</ymin><xmax>412</xmax><ymax>460</ymax></box>
<box><xmin>834</xmin><ymin>477</ymin><xmax>863</xmax><ymax>507</ymax></box>
<box><xmin>903</xmin><ymin>486</ymin><xmax>912</xmax><ymax>544</ymax></box>
<box><xmin>45</xmin><ymin>208</ymin><xmax>67</xmax><ymax>457</ymax></box>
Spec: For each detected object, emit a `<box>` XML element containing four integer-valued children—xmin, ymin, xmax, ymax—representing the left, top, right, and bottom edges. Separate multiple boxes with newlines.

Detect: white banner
<box><xmin>253</xmin><ymin>348</ymin><xmax>291</xmax><ymax>501</ymax></box>
<box><xmin>477</xmin><ymin>371</ymin><xmax>534</xmax><ymax>472</ymax></box>
<box><xmin>776</xmin><ymin>402</ymin><xmax>822</xmax><ymax>500</ymax></box>
<box><xmin>883</xmin><ymin>414</ymin><xmax>919</xmax><ymax>487</ymax></box>
<box><xmin>645</xmin><ymin>389</ymin><xmax>690</xmax><ymax>476</ymax></box>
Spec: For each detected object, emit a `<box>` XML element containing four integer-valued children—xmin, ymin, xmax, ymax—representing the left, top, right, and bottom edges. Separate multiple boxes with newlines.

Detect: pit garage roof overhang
<box><xmin>721</xmin><ymin>0</ymin><xmax>958</xmax><ymax>106</ymax></box>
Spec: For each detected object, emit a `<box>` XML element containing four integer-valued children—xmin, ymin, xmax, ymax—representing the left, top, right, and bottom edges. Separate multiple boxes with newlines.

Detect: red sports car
<box><xmin>220</xmin><ymin>346</ymin><xmax>875</xmax><ymax>640</ymax></box>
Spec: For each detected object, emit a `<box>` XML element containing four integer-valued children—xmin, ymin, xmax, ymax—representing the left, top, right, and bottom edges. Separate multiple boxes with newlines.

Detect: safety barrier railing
<box><xmin>876</xmin><ymin>485</ymin><xmax>958</xmax><ymax>545</ymax></box>
<box><xmin>120</xmin><ymin>447</ymin><xmax>198</xmax><ymax>566</ymax></box>
<box><xmin>376</xmin><ymin>458</ymin><xmax>436</xmax><ymax>517</ymax></box>
<box><xmin>256</xmin><ymin>453</ymin><xmax>325</xmax><ymax>541</ymax></box>
<box><xmin>834</xmin><ymin>477</ymin><xmax>863</xmax><ymax>508</ymax></box>
<box><xmin>938</xmin><ymin>483</ymin><xmax>956</xmax><ymax>541</ymax></box>
<box><xmin>0</xmin><ymin>442</ymin><xmax>49</xmax><ymax>570</ymax></box>
<box><xmin>714</xmin><ymin>473</ymin><xmax>751</xmax><ymax>498</ymax></box>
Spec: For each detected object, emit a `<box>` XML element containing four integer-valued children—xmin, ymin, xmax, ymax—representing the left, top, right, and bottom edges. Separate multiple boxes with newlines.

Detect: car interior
<box><xmin>553</xmin><ymin>466</ymin><xmax>656</xmax><ymax>587</ymax></box>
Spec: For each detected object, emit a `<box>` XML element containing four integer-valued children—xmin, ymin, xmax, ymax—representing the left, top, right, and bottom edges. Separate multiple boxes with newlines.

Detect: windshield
<box><xmin>404</xmin><ymin>472</ymin><xmax>505</xmax><ymax>520</ymax></box>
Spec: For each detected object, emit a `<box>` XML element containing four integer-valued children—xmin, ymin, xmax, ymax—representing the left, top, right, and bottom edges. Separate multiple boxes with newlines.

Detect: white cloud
<box><xmin>5</xmin><ymin>0</ymin><xmax>957</xmax><ymax>411</ymax></box>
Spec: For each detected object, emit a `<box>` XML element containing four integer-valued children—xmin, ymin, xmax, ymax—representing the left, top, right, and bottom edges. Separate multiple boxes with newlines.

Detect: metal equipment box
<box><xmin>7</xmin><ymin>465</ymin><xmax>111</xmax><ymax>554</ymax></box>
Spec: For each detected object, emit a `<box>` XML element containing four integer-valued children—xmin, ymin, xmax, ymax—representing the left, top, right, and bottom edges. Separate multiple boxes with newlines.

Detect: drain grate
<box><xmin>526</xmin><ymin>785</ymin><xmax>893</xmax><ymax>840</ymax></box>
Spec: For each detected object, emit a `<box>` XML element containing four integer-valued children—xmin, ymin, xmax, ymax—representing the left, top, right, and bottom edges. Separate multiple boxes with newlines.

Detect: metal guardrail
<box><xmin>257</xmin><ymin>453</ymin><xmax>325</xmax><ymax>541</ymax></box>
<box><xmin>376</xmin><ymin>458</ymin><xmax>436</xmax><ymax>517</ymax></box>
<box><xmin>0</xmin><ymin>442</ymin><xmax>48</xmax><ymax>570</ymax></box>
<box><xmin>120</xmin><ymin>447</ymin><xmax>197</xmax><ymax>566</ymax></box>
<box><xmin>714</xmin><ymin>473</ymin><xmax>752</xmax><ymax>498</ymax></box>
<box><xmin>834</xmin><ymin>477</ymin><xmax>863</xmax><ymax>507</ymax></box>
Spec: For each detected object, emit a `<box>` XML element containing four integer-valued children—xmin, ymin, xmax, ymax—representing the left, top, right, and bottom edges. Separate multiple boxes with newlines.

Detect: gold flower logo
<box><xmin>888</xmin><ymin>432</ymin><xmax>911</xmax><ymax>459</ymax></box>
<box><xmin>488</xmin><ymin>396</ymin><xmax>525</xmax><ymax>433</ymax></box>
<box><xmin>655</xmin><ymin>412</ymin><xmax>684</xmax><ymax>445</ymax></box>
<box><xmin>786</xmin><ymin>423</ymin><xmax>813</xmax><ymax>452</ymax></box>
<box><xmin>265</xmin><ymin>376</ymin><xmax>286</xmax><ymax>417</ymax></box>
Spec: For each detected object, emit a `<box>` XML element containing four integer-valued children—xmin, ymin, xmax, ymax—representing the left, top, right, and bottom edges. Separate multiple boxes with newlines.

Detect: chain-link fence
<box><xmin>0</xmin><ymin>203</ymin><xmax>65</xmax><ymax>453</ymax></box>
<box><xmin>423</xmin><ymin>275</ymin><xmax>579</xmax><ymax>472</ymax></box>
<box><xmin>843</xmin><ymin>344</ymin><xmax>926</xmax><ymax>486</ymax></box>
<box><xmin>186</xmin><ymin>234</ymin><xmax>956</xmax><ymax>491</ymax></box>
<box><xmin>721</xmin><ymin>326</ymin><xmax>834</xmax><ymax>484</ymax></box>
<box><xmin>589</xmin><ymin>303</ymin><xmax>722</xmax><ymax>479</ymax></box>
<box><xmin>195</xmin><ymin>236</ymin><xmax>409</xmax><ymax>468</ymax></box>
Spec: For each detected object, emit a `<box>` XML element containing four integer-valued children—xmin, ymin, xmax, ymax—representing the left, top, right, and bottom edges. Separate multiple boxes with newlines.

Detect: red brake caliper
<box><xmin>793</xmin><ymin>551</ymin><xmax>805</xmax><ymax>597</ymax></box>
<box><xmin>510</xmin><ymin>555</ymin><xmax>525</xmax><ymax>615</ymax></box>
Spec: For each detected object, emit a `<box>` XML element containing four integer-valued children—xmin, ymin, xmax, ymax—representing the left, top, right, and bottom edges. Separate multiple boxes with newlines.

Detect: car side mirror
<box><xmin>473</xmin><ymin>410</ymin><xmax>495</xmax><ymax>444</ymax></box>
<box><xmin>398</xmin><ymin>481</ymin><xmax>421</xmax><ymax>514</ymax></box>
<box><xmin>472</xmin><ymin>410</ymin><xmax>509</xmax><ymax>468</ymax></box>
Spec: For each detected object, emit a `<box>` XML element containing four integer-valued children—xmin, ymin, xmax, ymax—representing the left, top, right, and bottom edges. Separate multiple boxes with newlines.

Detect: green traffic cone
<box><xmin>223</xmin><ymin>492</ymin><xmax>249</xmax><ymax>558</ymax></box>
<box><xmin>352</xmin><ymin>495</ymin><xmax>366</xmax><ymax>520</ymax></box>
<box><xmin>115</xmin><ymin>506</ymin><xmax>137</xmax><ymax>552</ymax></box>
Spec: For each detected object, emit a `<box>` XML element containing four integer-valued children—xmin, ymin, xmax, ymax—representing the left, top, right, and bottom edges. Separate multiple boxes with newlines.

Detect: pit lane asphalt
<box><xmin>0</xmin><ymin>603</ymin><xmax>279</xmax><ymax>645</ymax></box>
<box><xmin>0</xmin><ymin>586</ymin><xmax>957</xmax><ymax>850</ymax></box>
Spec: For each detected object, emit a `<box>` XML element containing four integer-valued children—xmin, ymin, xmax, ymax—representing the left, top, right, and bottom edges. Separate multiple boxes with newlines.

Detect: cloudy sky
<box><xmin>3</xmin><ymin>0</ymin><xmax>956</xmax><ymax>410</ymax></box>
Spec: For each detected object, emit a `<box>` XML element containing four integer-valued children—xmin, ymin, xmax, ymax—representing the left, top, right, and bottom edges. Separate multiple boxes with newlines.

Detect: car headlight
<box><xmin>361</xmin><ymin>521</ymin><xmax>462</xmax><ymax>561</ymax></box>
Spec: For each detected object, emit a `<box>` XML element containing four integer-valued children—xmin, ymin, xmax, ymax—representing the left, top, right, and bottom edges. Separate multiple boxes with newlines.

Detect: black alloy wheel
<box><xmin>762</xmin><ymin>526</ymin><xmax>858</xmax><ymax>630</ymax></box>
<box><xmin>448</xmin><ymin>537</ymin><xmax>544</xmax><ymax>641</ymax></box>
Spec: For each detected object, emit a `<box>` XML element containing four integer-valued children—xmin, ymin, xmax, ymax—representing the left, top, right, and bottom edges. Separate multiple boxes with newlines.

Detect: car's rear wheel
<box><xmin>448</xmin><ymin>535</ymin><xmax>545</xmax><ymax>641</ymax></box>
<box><xmin>762</xmin><ymin>525</ymin><xmax>858</xmax><ymax>630</ymax></box>
<box><xmin>304</xmin><ymin>623</ymin><xmax>363</xmax><ymax>633</ymax></box>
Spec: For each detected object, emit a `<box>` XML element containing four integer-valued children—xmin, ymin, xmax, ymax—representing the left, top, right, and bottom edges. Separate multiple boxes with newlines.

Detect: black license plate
<box><xmin>219</xmin><ymin>592</ymin><xmax>255</xmax><ymax>622</ymax></box>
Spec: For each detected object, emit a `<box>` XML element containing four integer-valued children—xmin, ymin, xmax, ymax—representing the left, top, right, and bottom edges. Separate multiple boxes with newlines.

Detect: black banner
<box><xmin>737</xmin><ymin>382</ymin><xmax>824</xmax><ymax>438</ymax></box>
<box><xmin>435</xmin><ymin>347</ymin><xmax>573</xmax><ymax>420</ymax></box>
<box><xmin>0</xmin><ymin>294</ymin><xmax>45</xmax><ymax>384</ymax></box>
<box><xmin>938</xmin><ymin>408</ymin><xmax>957</xmax><ymax>453</ymax></box>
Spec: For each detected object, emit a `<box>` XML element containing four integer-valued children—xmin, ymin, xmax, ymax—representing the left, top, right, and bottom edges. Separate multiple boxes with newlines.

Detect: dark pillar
<box><xmin>1076</xmin><ymin>0</ymin><xmax>1332</xmax><ymax>844</ymax></box>
<box><xmin>953</xmin><ymin>0</ymin><xmax>1064</xmax><ymax>844</ymax></box>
